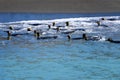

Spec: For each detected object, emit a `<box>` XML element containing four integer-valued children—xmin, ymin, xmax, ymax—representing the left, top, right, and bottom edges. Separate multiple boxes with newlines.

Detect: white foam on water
<box><xmin>0</xmin><ymin>16</ymin><xmax>120</xmax><ymax>42</ymax></box>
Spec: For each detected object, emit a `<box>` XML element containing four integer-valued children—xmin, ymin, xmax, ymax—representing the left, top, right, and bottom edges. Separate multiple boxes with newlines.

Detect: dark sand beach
<box><xmin>0</xmin><ymin>0</ymin><xmax>120</xmax><ymax>13</ymax></box>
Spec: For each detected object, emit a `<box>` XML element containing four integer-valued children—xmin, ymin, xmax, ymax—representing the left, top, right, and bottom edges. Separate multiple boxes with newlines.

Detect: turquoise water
<box><xmin>0</xmin><ymin>13</ymin><xmax>120</xmax><ymax>80</ymax></box>
<box><xmin>0</xmin><ymin>40</ymin><xmax>120</xmax><ymax>80</ymax></box>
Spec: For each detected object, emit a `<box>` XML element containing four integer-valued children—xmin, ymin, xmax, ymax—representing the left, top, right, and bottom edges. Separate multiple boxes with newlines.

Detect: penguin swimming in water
<box><xmin>82</xmin><ymin>33</ymin><xmax>102</xmax><ymax>41</ymax></box>
<box><xmin>67</xmin><ymin>35</ymin><xmax>82</xmax><ymax>40</ymax></box>
<box><xmin>65</xmin><ymin>21</ymin><xmax>69</xmax><ymax>26</ymax></box>
<box><xmin>106</xmin><ymin>38</ymin><xmax>120</xmax><ymax>43</ymax></box>
<box><xmin>6</xmin><ymin>29</ymin><xmax>30</xmax><ymax>37</ymax></box>
<box><xmin>9</xmin><ymin>26</ymin><xmax>22</xmax><ymax>30</ymax></box>
<box><xmin>48</xmin><ymin>25</ymin><xmax>51</xmax><ymax>30</ymax></box>
<box><xmin>28</xmin><ymin>23</ymin><xmax>42</xmax><ymax>26</ymax></box>
<box><xmin>35</xmin><ymin>31</ymin><xmax>57</xmax><ymax>40</ymax></box>
<box><xmin>61</xmin><ymin>30</ymin><xmax>75</xmax><ymax>34</ymax></box>
<box><xmin>67</xmin><ymin>34</ymin><xmax>101</xmax><ymax>41</ymax></box>
<box><xmin>27</xmin><ymin>27</ymin><xmax>32</xmax><ymax>31</ymax></box>
<box><xmin>6</xmin><ymin>31</ymin><xmax>18</xmax><ymax>36</ymax></box>
<box><xmin>96</xmin><ymin>21</ymin><xmax>101</xmax><ymax>26</ymax></box>
<box><xmin>101</xmin><ymin>17</ymin><xmax>117</xmax><ymax>21</ymax></box>
<box><xmin>9</xmin><ymin>26</ymin><xmax>13</xmax><ymax>30</ymax></box>
<box><xmin>38</xmin><ymin>36</ymin><xmax>58</xmax><ymax>40</ymax></box>
<box><xmin>5</xmin><ymin>31</ymin><xmax>13</xmax><ymax>40</ymax></box>
<box><xmin>0</xmin><ymin>30</ymin><xmax>11</xmax><ymax>40</ymax></box>
<box><xmin>96</xmin><ymin>21</ymin><xmax>108</xmax><ymax>27</ymax></box>
<box><xmin>72</xmin><ymin>28</ymin><xmax>85</xmax><ymax>31</ymax></box>
<box><xmin>52</xmin><ymin>22</ymin><xmax>55</xmax><ymax>26</ymax></box>
<box><xmin>34</xmin><ymin>30</ymin><xmax>43</xmax><ymax>38</ymax></box>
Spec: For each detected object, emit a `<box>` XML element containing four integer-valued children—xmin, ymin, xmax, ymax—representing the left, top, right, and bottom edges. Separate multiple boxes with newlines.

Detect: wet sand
<box><xmin>0</xmin><ymin>0</ymin><xmax>120</xmax><ymax>13</ymax></box>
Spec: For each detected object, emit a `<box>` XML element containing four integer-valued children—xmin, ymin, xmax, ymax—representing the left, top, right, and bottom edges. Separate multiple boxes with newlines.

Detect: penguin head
<box><xmin>27</xmin><ymin>27</ymin><xmax>32</xmax><ymax>31</ymax></box>
<box><xmin>67</xmin><ymin>35</ymin><xmax>71</xmax><ymax>40</ymax></box>
<box><xmin>52</xmin><ymin>22</ymin><xmax>55</xmax><ymax>26</ymax></box>
<box><xmin>82</xmin><ymin>33</ymin><xmax>87</xmax><ymax>40</ymax></box>
<box><xmin>48</xmin><ymin>25</ymin><xmax>51</xmax><ymax>29</ymax></box>
<box><xmin>66</xmin><ymin>21</ymin><xmax>69</xmax><ymax>26</ymax></box>
<box><xmin>9</xmin><ymin>26</ymin><xmax>13</xmax><ymax>30</ymax></box>
<box><xmin>107</xmin><ymin>38</ymin><xmax>113</xmax><ymax>42</ymax></box>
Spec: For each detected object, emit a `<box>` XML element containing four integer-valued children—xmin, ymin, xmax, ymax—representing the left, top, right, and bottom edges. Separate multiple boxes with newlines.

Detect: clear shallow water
<box><xmin>0</xmin><ymin>13</ymin><xmax>120</xmax><ymax>80</ymax></box>
<box><xmin>0</xmin><ymin>41</ymin><xmax>120</xmax><ymax>80</ymax></box>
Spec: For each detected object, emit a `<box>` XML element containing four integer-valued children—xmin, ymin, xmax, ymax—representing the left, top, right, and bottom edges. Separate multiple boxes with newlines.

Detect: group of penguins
<box><xmin>2</xmin><ymin>18</ymin><xmax>120</xmax><ymax>43</ymax></box>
